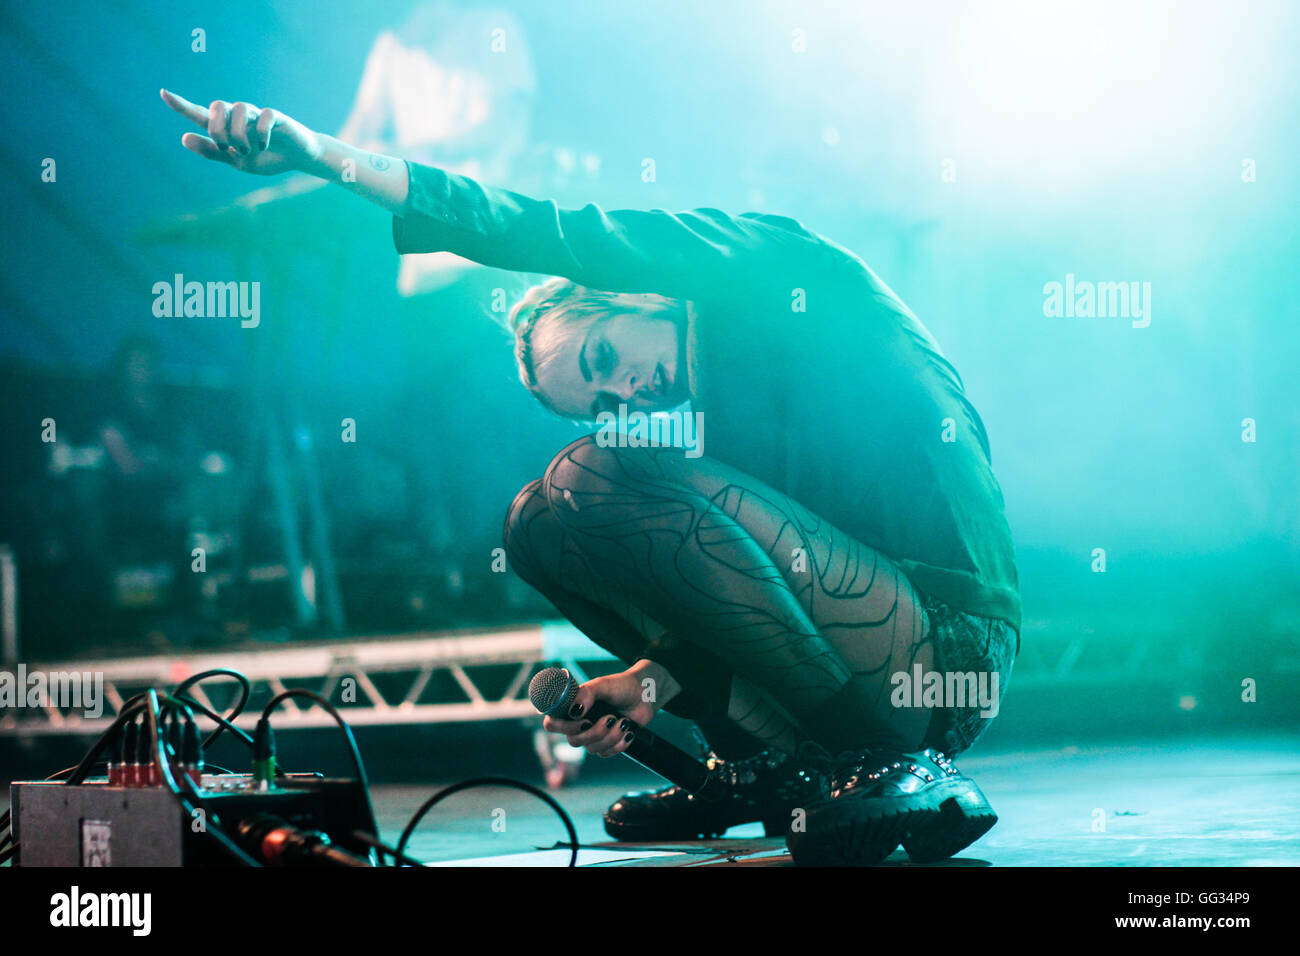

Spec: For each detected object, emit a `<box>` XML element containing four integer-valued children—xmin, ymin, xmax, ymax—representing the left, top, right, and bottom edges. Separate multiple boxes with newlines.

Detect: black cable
<box><xmin>349</xmin><ymin>830</ymin><xmax>426</xmax><ymax>867</ymax></box>
<box><xmin>395</xmin><ymin>776</ymin><xmax>580</xmax><ymax>868</ymax></box>
<box><xmin>58</xmin><ymin>690</ymin><xmax>255</xmax><ymax>866</ymax></box>
<box><xmin>162</xmin><ymin>690</ymin><xmax>290</xmax><ymax>776</ymax></box>
<box><xmin>64</xmin><ymin>695</ymin><xmax>150</xmax><ymax>786</ymax></box>
<box><xmin>143</xmin><ymin>689</ymin><xmax>261</xmax><ymax>867</ymax></box>
<box><xmin>171</xmin><ymin>693</ymin><xmax>255</xmax><ymax>747</ymax></box>
<box><xmin>172</xmin><ymin>669</ymin><xmax>252</xmax><ymax>749</ymax></box>
<box><xmin>155</xmin><ymin>669</ymin><xmax>288</xmax><ymax>777</ymax></box>
<box><xmin>260</xmin><ymin>689</ymin><xmax>379</xmax><ymax>840</ymax></box>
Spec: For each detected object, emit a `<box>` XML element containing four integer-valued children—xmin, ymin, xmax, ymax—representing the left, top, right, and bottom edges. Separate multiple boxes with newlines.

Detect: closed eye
<box><xmin>596</xmin><ymin>341</ymin><xmax>616</xmax><ymax>378</ymax></box>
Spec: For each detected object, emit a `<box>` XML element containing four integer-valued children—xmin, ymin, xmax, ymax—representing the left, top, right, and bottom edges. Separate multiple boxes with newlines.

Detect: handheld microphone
<box><xmin>528</xmin><ymin>667</ymin><xmax>711</xmax><ymax>794</ymax></box>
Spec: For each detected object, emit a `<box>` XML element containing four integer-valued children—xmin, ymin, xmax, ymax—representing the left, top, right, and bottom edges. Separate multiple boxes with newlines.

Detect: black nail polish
<box><xmin>568</xmin><ymin>703</ymin><xmax>584</xmax><ymax>719</ymax></box>
<box><xmin>618</xmin><ymin>718</ymin><xmax>630</xmax><ymax>732</ymax></box>
<box><xmin>604</xmin><ymin>716</ymin><xmax>616</xmax><ymax>729</ymax></box>
<box><xmin>623</xmin><ymin>732</ymin><xmax>634</xmax><ymax>743</ymax></box>
<box><xmin>579</xmin><ymin>721</ymin><xmax>592</xmax><ymax>731</ymax></box>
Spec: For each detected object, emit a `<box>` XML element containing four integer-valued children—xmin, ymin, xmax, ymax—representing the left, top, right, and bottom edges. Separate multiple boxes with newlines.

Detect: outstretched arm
<box><xmin>161</xmin><ymin>89</ymin><xmax>849</xmax><ymax>301</ymax></box>
<box><xmin>394</xmin><ymin>161</ymin><xmax>848</xmax><ymax>303</ymax></box>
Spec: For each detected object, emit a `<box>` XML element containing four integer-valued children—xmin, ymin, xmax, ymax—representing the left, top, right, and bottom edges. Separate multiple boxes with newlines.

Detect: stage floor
<box><xmin>375</xmin><ymin>732</ymin><xmax>1300</xmax><ymax>867</ymax></box>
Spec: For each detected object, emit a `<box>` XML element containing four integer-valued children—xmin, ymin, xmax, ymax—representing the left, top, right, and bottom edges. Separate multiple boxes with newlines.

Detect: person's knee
<box><xmin>541</xmin><ymin>433</ymin><xmax>623</xmax><ymax>513</ymax></box>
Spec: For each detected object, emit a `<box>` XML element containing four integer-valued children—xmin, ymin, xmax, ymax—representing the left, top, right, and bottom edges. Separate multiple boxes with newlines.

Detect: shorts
<box><xmin>916</xmin><ymin>591</ymin><xmax>1019</xmax><ymax>757</ymax></box>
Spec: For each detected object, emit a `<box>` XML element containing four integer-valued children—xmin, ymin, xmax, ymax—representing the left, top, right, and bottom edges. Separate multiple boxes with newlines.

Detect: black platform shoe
<box><xmin>603</xmin><ymin>748</ymin><xmax>827</xmax><ymax>842</ymax></box>
<box><xmin>786</xmin><ymin>747</ymin><xmax>997</xmax><ymax>866</ymax></box>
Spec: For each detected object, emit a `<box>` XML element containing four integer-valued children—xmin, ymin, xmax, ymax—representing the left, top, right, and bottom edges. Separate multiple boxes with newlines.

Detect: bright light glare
<box><xmin>920</xmin><ymin>0</ymin><xmax>1264</xmax><ymax>191</ymax></box>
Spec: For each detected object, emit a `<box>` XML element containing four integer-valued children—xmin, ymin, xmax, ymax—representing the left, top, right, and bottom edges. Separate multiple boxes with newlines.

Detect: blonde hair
<box><xmin>508</xmin><ymin>278</ymin><xmax>684</xmax><ymax>419</ymax></box>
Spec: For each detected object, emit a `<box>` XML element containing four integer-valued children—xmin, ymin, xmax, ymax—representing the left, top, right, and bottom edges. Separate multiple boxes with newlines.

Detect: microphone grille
<box><xmin>528</xmin><ymin>667</ymin><xmax>575</xmax><ymax>717</ymax></box>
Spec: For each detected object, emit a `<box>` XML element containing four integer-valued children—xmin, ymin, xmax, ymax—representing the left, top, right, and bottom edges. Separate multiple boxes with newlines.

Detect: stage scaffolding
<box><xmin>0</xmin><ymin>621</ymin><xmax>611</xmax><ymax>737</ymax></box>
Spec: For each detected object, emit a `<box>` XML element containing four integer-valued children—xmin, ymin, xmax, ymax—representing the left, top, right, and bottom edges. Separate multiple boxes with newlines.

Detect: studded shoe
<box><xmin>786</xmin><ymin>747</ymin><xmax>997</xmax><ymax>866</ymax></box>
<box><xmin>603</xmin><ymin>747</ymin><xmax>827</xmax><ymax>842</ymax></box>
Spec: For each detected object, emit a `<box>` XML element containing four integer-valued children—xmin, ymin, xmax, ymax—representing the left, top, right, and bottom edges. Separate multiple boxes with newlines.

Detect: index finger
<box><xmin>160</xmin><ymin>88</ymin><xmax>209</xmax><ymax>128</ymax></box>
<box><xmin>541</xmin><ymin>714</ymin><xmax>588</xmax><ymax>736</ymax></box>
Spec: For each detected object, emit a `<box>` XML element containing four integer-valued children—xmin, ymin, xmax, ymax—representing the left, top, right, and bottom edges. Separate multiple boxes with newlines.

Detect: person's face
<box><xmin>534</xmin><ymin>312</ymin><xmax>689</xmax><ymax>420</ymax></box>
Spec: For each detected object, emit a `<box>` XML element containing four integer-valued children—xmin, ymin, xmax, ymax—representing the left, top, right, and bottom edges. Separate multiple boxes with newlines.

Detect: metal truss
<box><xmin>0</xmin><ymin>621</ymin><xmax>612</xmax><ymax>738</ymax></box>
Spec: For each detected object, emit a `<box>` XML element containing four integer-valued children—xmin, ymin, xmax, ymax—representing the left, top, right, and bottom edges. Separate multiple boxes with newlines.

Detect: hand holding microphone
<box><xmin>536</xmin><ymin>668</ymin><xmax>655</xmax><ymax>757</ymax></box>
<box><xmin>529</xmin><ymin>666</ymin><xmax>711</xmax><ymax>793</ymax></box>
